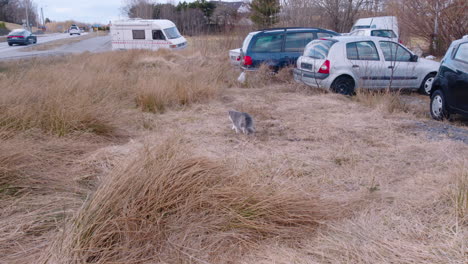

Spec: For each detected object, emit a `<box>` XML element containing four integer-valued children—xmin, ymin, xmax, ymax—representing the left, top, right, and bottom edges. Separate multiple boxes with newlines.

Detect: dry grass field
<box><xmin>0</xmin><ymin>35</ymin><xmax>466</xmax><ymax>264</ymax></box>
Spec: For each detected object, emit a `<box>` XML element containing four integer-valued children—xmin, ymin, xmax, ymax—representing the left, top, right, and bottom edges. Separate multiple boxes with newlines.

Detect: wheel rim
<box><xmin>431</xmin><ymin>94</ymin><xmax>443</xmax><ymax>117</ymax></box>
<box><xmin>424</xmin><ymin>76</ymin><xmax>434</xmax><ymax>94</ymax></box>
<box><xmin>334</xmin><ymin>78</ymin><xmax>353</xmax><ymax>95</ymax></box>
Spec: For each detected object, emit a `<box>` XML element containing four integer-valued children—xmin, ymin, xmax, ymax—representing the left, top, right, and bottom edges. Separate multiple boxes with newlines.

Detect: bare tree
<box><xmin>389</xmin><ymin>0</ymin><xmax>467</xmax><ymax>55</ymax></box>
<box><xmin>315</xmin><ymin>0</ymin><xmax>368</xmax><ymax>32</ymax></box>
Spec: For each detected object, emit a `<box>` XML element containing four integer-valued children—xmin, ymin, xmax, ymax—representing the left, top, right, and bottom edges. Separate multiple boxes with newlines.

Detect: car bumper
<box><xmin>293</xmin><ymin>68</ymin><xmax>331</xmax><ymax>88</ymax></box>
<box><xmin>7</xmin><ymin>39</ymin><xmax>28</xmax><ymax>44</ymax></box>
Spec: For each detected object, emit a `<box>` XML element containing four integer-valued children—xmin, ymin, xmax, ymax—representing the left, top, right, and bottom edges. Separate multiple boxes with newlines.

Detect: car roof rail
<box><xmin>260</xmin><ymin>27</ymin><xmax>322</xmax><ymax>32</ymax></box>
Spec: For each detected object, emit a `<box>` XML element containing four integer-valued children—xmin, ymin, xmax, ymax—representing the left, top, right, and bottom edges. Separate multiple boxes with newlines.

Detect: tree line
<box><xmin>0</xmin><ymin>0</ymin><xmax>38</xmax><ymax>26</ymax></box>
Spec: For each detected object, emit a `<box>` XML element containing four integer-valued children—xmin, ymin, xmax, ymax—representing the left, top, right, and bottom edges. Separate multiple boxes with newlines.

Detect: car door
<box><xmin>450</xmin><ymin>42</ymin><xmax>468</xmax><ymax>112</ymax></box>
<box><xmin>248</xmin><ymin>33</ymin><xmax>284</xmax><ymax>69</ymax></box>
<box><xmin>152</xmin><ymin>29</ymin><xmax>167</xmax><ymax>50</ymax></box>
<box><xmin>345</xmin><ymin>40</ymin><xmax>386</xmax><ymax>88</ymax></box>
<box><xmin>282</xmin><ymin>31</ymin><xmax>315</xmax><ymax>67</ymax></box>
<box><xmin>378</xmin><ymin>41</ymin><xmax>419</xmax><ymax>89</ymax></box>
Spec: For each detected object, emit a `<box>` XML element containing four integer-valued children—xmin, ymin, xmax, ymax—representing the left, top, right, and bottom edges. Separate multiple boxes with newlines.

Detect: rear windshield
<box><xmin>242</xmin><ymin>33</ymin><xmax>255</xmax><ymax>52</ymax></box>
<box><xmin>8</xmin><ymin>30</ymin><xmax>25</xmax><ymax>36</ymax></box>
<box><xmin>371</xmin><ymin>30</ymin><xmax>396</xmax><ymax>38</ymax></box>
<box><xmin>164</xmin><ymin>27</ymin><xmax>181</xmax><ymax>39</ymax></box>
<box><xmin>454</xmin><ymin>43</ymin><xmax>468</xmax><ymax>63</ymax></box>
<box><xmin>303</xmin><ymin>40</ymin><xmax>335</xmax><ymax>59</ymax></box>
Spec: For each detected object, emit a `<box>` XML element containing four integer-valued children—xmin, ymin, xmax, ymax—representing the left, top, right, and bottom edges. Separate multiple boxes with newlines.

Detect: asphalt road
<box><xmin>0</xmin><ymin>33</ymin><xmax>111</xmax><ymax>60</ymax></box>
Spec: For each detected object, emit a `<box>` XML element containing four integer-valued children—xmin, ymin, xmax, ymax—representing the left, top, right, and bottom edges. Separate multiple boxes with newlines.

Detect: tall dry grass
<box><xmin>44</xmin><ymin>139</ymin><xmax>334</xmax><ymax>263</ymax></box>
<box><xmin>0</xmin><ymin>48</ymin><xmax>237</xmax><ymax>136</ymax></box>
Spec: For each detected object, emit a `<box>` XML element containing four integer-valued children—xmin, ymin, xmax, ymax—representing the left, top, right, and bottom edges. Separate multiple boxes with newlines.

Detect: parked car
<box><xmin>69</xmin><ymin>25</ymin><xmax>81</xmax><ymax>35</ymax></box>
<box><xmin>348</xmin><ymin>28</ymin><xmax>400</xmax><ymax>43</ymax></box>
<box><xmin>7</xmin><ymin>29</ymin><xmax>37</xmax><ymax>46</ymax></box>
<box><xmin>110</xmin><ymin>19</ymin><xmax>187</xmax><ymax>51</ymax></box>
<box><xmin>429</xmin><ymin>37</ymin><xmax>468</xmax><ymax>120</ymax></box>
<box><xmin>293</xmin><ymin>36</ymin><xmax>439</xmax><ymax>95</ymax></box>
<box><xmin>231</xmin><ymin>27</ymin><xmax>339</xmax><ymax>70</ymax></box>
<box><xmin>351</xmin><ymin>16</ymin><xmax>399</xmax><ymax>37</ymax></box>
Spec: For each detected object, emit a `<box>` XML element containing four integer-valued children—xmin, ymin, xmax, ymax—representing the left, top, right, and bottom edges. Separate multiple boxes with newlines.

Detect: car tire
<box><xmin>8</xmin><ymin>43</ymin><xmax>12</xmax><ymax>46</ymax></box>
<box><xmin>430</xmin><ymin>89</ymin><xmax>450</xmax><ymax>120</ymax></box>
<box><xmin>331</xmin><ymin>76</ymin><xmax>355</xmax><ymax>95</ymax></box>
<box><xmin>419</xmin><ymin>73</ymin><xmax>436</xmax><ymax>95</ymax></box>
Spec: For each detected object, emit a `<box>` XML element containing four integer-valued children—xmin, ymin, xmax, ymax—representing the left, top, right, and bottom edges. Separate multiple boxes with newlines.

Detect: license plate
<box><xmin>11</xmin><ymin>37</ymin><xmax>18</xmax><ymax>39</ymax></box>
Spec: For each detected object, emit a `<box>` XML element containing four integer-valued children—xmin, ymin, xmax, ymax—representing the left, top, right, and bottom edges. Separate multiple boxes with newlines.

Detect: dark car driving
<box><xmin>430</xmin><ymin>37</ymin><xmax>468</xmax><ymax>120</ymax></box>
<box><xmin>239</xmin><ymin>27</ymin><xmax>339</xmax><ymax>71</ymax></box>
<box><xmin>7</xmin><ymin>29</ymin><xmax>37</xmax><ymax>46</ymax></box>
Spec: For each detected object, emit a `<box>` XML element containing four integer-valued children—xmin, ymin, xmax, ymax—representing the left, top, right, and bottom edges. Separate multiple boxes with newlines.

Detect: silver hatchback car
<box><xmin>293</xmin><ymin>36</ymin><xmax>440</xmax><ymax>95</ymax></box>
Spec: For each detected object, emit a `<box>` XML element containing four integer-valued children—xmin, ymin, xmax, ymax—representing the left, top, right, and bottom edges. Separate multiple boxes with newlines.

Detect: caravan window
<box><xmin>132</xmin><ymin>30</ymin><xmax>145</xmax><ymax>40</ymax></box>
<box><xmin>153</xmin><ymin>30</ymin><xmax>166</xmax><ymax>40</ymax></box>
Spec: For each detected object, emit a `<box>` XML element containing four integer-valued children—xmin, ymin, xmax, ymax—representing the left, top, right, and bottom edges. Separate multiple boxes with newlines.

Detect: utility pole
<box><xmin>432</xmin><ymin>0</ymin><xmax>440</xmax><ymax>54</ymax></box>
<box><xmin>41</xmin><ymin>7</ymin><xmax>45</xmax><ymax>26</ymax></box>
<box><xmin>25</xmin><ymin>0</ymin><xmax>30</xmax><ymax>31</ymax></box>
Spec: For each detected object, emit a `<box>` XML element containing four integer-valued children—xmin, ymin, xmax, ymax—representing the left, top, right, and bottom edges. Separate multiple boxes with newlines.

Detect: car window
<box><xmin>152</xmin><ymin>30</ymin><xmax>165</xmax><ymax>40</ymax></box>
<box><xmin>346</xmin><ymin>41</ymin><xmax>380</xmax><ymax>60</ymax></box>
<box><xmin>132</xmin><ymin>30</ymin><xmax>145</xmax><ymax>40</ymax></box>
<box><xmin>284</xmin><ymin>32</ymin><xmax>314</xmax><ymax>52</ymax></box>
<box><xmin>379</xmin><ymin>41</ymin><xmax>411</xmax><ymax>61</ymax></box>
<box><xmin>251</xmin><ymin>34</ymin><xmax>284</xmax><ymax>53</ymax></box>
<box><xmin>371</xmin><ymin>30</ymin><xmax>396</xmax><ymax>38</ymax></box>
<box><xmin>304</xmin><ymin>40</ymin><xmax>335</xmax><ymax>59</ymax></box>
<box><xmin>317</xmin><ymin>32</ymin><xmax>336</xmax><ymax>38</ymax></box>
<box><xmin>454</xmin><ymin>43</ymin><xmax>468</xmax><ymax>63</ymax></box>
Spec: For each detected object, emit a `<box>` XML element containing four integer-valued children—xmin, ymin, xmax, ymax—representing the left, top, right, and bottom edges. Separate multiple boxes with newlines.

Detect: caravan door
<box><xmin>151</xmin><ymin>29</ymin><xmax>170</xmax><ymax>50</ymax></box>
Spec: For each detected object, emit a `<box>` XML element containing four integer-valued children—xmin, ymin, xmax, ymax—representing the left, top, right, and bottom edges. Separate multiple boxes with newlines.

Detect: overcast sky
<box><xmin>36</xmin><ymin>0</ymin><xmax>241</xmax><ymax>24</ymax></box>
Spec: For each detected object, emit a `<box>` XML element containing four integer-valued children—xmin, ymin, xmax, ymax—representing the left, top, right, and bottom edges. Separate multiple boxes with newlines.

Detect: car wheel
<box><xmin>430</xmin><ymin>90</ymin><xmax>449</xmax><ymax>120</ymax></box>
<box><xmin>419</xmin><ymin>73</ymin><xmax>436</xmax><ymax>95</ymax></box>
<box><xmin>8</xmin><ymin>43</ymin><xmax>12</xmax><ymax>46</ymax></box>
<box><xmin>331</xmin><ymin>76</ymin><xmax>355</xmax><ymax>95</ymax></box>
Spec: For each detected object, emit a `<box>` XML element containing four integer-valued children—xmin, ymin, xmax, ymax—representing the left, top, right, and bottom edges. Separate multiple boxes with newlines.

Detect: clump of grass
<box><xmin>354</xmin><ymin>89</ymin><xmax>410</xmax><ymax>114</ymax></box>
<box><xmin>451</xmin><ymin>165</ymin><xmax>468</xmax><ymax>225</ymax></box>
<box><xmin>48</xmin><ymin>139</ymin><xmax>330</xmax><ymax>263</ymax></box>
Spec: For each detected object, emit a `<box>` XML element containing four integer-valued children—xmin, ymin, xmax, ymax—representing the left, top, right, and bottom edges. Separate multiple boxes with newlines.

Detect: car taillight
<box><xmin>236</xmin><ymin>56</ymin><xmax>240</xmax><ymax>61</ymax></box>
<box><xmin>318</xmin><ymin>60</ymin><xmax>330</xmax><ymax>74</ymax></box>
<box><xmin>243</xmin><ymin>55</ymin><xmax>252</xmax><ymax>66</ymax></box>
<box><xmin>170</xmin><ymin>44</ymin><xmax>177</xmax><ymax>48</ymax></box>
<box><xmin>399</xmin><ymin>39</ymin><xmax>403</xmax><ymax>44</ymax></box>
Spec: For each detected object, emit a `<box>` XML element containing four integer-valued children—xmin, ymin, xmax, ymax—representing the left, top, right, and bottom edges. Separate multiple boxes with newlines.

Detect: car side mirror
<box><xmin>410</xmin><ymin>54</ymin><xmax>418</xmax><ymax>62</ymax></box>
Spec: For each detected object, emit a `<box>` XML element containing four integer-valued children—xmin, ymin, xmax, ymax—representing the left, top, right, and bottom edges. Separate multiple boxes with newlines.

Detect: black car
<box><xmin>239</xmin><ymin>27</ymin><xmax>340</xmax><ymax>71</ymax></box>
<box><xmin>7</xmin><ymin>29</ymin><xmax>37</xmax><ymax>46</ymax></box>
<box><xmin>430</xmin><ymin>37</ymin><xmax>468</xmax><ymax>120</ymax></box>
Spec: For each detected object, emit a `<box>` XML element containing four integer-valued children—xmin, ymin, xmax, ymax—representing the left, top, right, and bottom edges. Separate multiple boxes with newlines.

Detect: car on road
<box><xmin>69</xmin><ymin>25</ymin><xmax>81</xmax><ymax>35</ymax></box>
<box><xmin>7</xmin><ymin>29</ymin><xmax>37</xmax><ymax>46</ymax></box>
<box><xmin>429</xmin><ymin>37</ymin><xmax>468</xmax><ymax>120</ymax></box>
<box><xmin>232</xmin><ymin>27</ymin><xmax>339</xmax><ymax>70</ymax></box>
<box><xmin>293</xmin><ymin>36</ymin><xmax>439</xmax><ymax>95</ymax></box>
<box><xmin>348</xmin><ymin>28</ymin><xmax>400</xmax><ymax>43</ymax></box>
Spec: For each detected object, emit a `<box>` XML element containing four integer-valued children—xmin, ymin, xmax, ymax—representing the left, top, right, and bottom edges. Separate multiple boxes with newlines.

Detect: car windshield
<box><xmin>371</xmin><ymin>30</ymin><xmax>396</xmax><ymax>38</ymax></box>
<box><xmin>303</xmin><ymin>40</ymin><xmax>335</xmax><ymax>59</ymax></box>
<box><xmin>163</xmin><ymin>27</ymin><xmax>181</xmax><ymax>39</ymax></box>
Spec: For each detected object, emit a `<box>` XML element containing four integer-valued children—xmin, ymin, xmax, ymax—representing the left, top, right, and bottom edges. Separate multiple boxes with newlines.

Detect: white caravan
<box><xmin>110</xmin><ymin>19</ymin><xmax>187</xmax><ymax>51</ymax></box>
<box><xmin>351</xmin><ymin>16</ymin><xmax>399</xmax><ymax>37</ymax></box>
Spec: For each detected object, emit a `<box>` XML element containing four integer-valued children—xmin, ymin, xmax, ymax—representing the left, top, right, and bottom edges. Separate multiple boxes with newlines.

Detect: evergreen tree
<box><xmin>250</xmin><ymin>0</ymin><xmax>281</xmax><ymax>28</ymax></box>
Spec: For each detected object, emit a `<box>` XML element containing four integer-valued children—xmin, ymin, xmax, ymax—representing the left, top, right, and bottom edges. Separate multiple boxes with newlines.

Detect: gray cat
<box><xmin>228</xmin><ymin>110</ymin><xmax>255</xmax><ymax>135</ymax></box>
